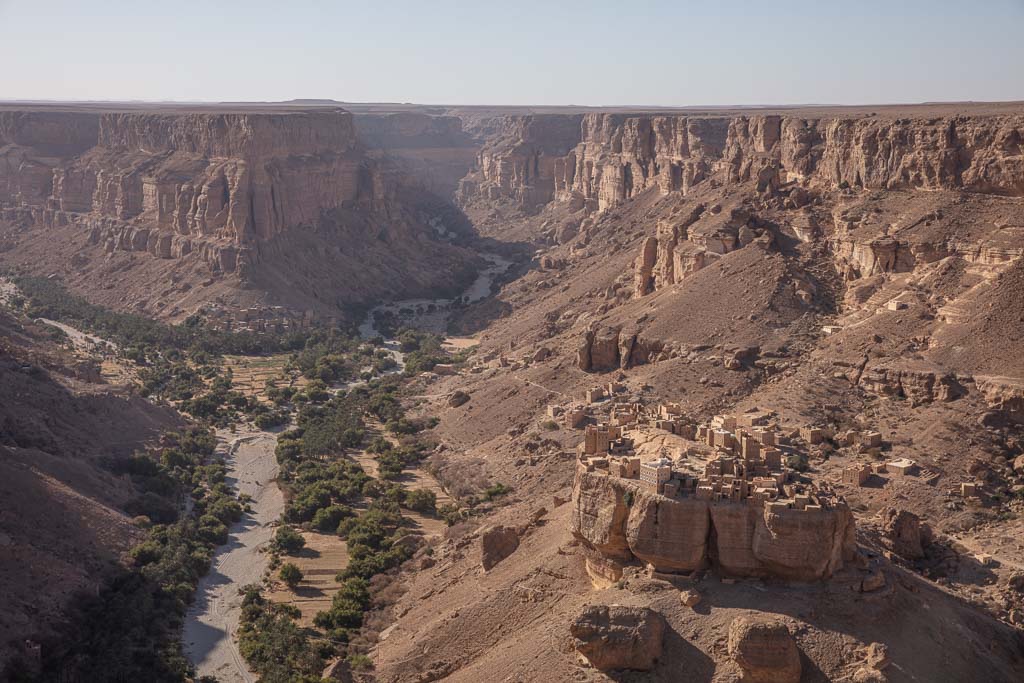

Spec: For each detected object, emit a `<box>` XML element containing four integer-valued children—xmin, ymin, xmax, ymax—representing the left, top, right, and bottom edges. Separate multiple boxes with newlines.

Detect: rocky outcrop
<box><xmin>576</xmin><ymin>325</ymin><xmax>664</xmax><ymax>372</ymax></box>
<box><xmin>880</xmin><ymin>508</ymin><xmax>926</xmax><ymax>560</ymax></box>
<box><xmin>0</xmin><ymin>108</ymin><xmax>374</xmax><ymax>272</ymax></box>
<box><xmin>479</xmin><ymin>525</ymin><xmax>519</xmax><ymax>570</ymax></box>
<box><xmin>625</xmin><ymin>494</ymin><xmax>709</xmax><ymax>571</ymax></box>
<box><xmin>571</xmin><ymin>471</ymin><xmax>632</xmax><ymax>560</ymax></box>
<box><xmin>571</xmin><ymin>471</ymin><xmax>855</xmax><ymax>580</ymax></box>
<box><xmin>974</xmin><ymin>376</ymin><xmax>1024</xmax><ymax>422</ymax></box>
<box><xmin>576</xmin><ymin>326</ymin><xmax>621</xmax><ymax>372</ymax></box>
<box><xmin>859</xmin><ymin>366</ymin><xmax>966</xmax><ymax>404</ymax></box>
<box><xmin>557</xmin><ymin>114</ymin><xmax>730</xmax><ymax>211</ymax></box>
<box><xmin>632</xmin><ymin>202</ymin><xmax>777</xmax><ymax>296</ymax></box>
<box><xmin>570</xmin><ymin>605</ymin><xmax>666</xmax><ymax>671</ymax></box>
<box><xmin>753</xmin><ymin>501</ymin><xmax>856</xmax><ymax>581</ymax></box>
<box><xmin>727</xmin><ymin>614</ymin><xmax>802</xmax><ymax>683</ymax></box>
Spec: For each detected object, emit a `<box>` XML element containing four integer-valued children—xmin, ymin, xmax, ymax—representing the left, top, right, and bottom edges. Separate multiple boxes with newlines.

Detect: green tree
<box><xmin>405</xmin><ymin>489</ymin><xmax>437</xmax><ymax>515</ymax></box>
<box><xmin>273</xmin><ymin>526</ymin><xmax>306</xmax><ymax>555</ymax></box>
<box><xmin>279</xmin><ymin>562</ymin><xmax>303</xmax><ymax>589</ymax></box>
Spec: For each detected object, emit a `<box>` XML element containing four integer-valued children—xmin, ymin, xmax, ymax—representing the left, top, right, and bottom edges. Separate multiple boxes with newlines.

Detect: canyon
<box><xmin>2</xmin><ymin>99</ymin><xmax>1024</xmax><ymax>682</ymax></box>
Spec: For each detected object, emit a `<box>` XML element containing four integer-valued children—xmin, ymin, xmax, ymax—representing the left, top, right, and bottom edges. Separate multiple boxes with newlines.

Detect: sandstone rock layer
<box><xmin>571</xmin><ymin>471</ymin><xmax>855</xmax><ymax>580</ymax></box>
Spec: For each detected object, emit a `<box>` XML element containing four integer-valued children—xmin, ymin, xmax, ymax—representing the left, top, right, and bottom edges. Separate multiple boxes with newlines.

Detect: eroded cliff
<box><xmin>0</xmin><ymin>106</ymin><xmax>479</xmax><ymax>320</ymax></box>
<box><xmin>458</xmin><ymin>111</ymin><xmax>1024</xmax><ymax>214</ymax></box>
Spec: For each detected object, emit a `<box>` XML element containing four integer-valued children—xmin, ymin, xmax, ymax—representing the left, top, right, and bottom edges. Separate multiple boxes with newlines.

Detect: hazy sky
<box><xmin>1</xmin><ymin>0</ymin><xmax>1022</xmax><ymax>106</ymax></box>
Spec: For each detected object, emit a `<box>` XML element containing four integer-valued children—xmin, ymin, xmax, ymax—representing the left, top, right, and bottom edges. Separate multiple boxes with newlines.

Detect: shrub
<box><xmin>405</xmin><ymin>489</ymin><xmax>437</xmax><ymax>515</ymax></box>
<box><xmin>311</xmin><ymin>504</ymin><xmax>354</xmax><ymax>532</ymax></box>
<box><xmin>255</xmin><ymin>410</ymin><xmax>289</xmax><ymax>430</ymax></box>
<box><xmin>348</xmin><ymin>654</ymin><xmax>374</xmax><ymax>671</ymax></box>
<box><xmin>786</xmin><ymin>453</ymin><xmax>810</xmax><ymax>472</ymax></box>
<box><xmin>484</xmin><ymin>482</ymin><xmax>511</xmax><ymax>501</ymax></box>
<box><xmin>313</xmin><ymin>577</ymin><xmax>371</xmax><ymax>630</ymax></box>
<box><xmin>279</xmin><ymin>562</ymin><xmax>303</xmax><ymax>589</ymax></box>
<box><xmin>273</xmin><ymin>526</ymin><xmax>306</xmax><ymax>555</ymax></box>
<box><xmin>238</xmin><ymin>588</ymin><xmax>327</xmax><ymax>678</ymax></box>
<box><xmin>437</xmin><ymin>503</ymin><xmax>464</xmax><ymax>526</ymax></box>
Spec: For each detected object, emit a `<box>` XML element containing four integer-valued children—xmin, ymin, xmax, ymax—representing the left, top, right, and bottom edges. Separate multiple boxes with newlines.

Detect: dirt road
<box><xmin>183</xmin><ymin>427</ymin><xmax>284</xmax><ymax>682</ymax></box>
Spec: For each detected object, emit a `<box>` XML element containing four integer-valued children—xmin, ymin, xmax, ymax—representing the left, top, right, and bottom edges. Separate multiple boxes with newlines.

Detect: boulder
<box><xmin>448</xmin><ymin>390</ymin><xmax>470</xmax><ymax>407</ymax></box>
<box><xmin>881</xmin><ymin>508</ymin><xmax>925</xmax><ymax>559</ymax></box>
<box><xmin>853</xmin><ymin>668</ymin><xmax>888</xmax><ymax>683</ymax></box>
<box><xmin>727</xmin><ymin>614</ymin><xmax>801</xmax><ymax>683</ymax></box>
<box><xmin>570</xmin><ymin>605</ymin><xmax>666</xmax><ymax>671</ymax></box>
<box><xmin>556</xmin><ymin>219</ymin><xmax>579</xmax><ymax>243</ymax></box>
<box><xmin>680</xmin><ymin>589</ymin><xmax>702</xmax><ymax>608</ymax></box>
<box><xmin>480</xmin><ymin>525</ymin><xmax>519</xmax><ymax>570</ymax></box>
<box><xmin>861</xmin><ymin>570</ymin><xmax>886</xmax><ymax>592</ymax></box>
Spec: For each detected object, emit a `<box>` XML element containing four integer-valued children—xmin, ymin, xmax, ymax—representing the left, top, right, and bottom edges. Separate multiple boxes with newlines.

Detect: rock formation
<box><xmin>457</xmin><ymin>115</ymin><xmax>583</xmax><ymax>212</ymax></box>
<box><xmin>576</xmin><ymin>325</ymin><xmax>663</xmax><ymax>372</ymax></box>
<box><xmin>353</xmin><ymin>112</ymin><xmax>478</xmax><ymax>198</ymax></box>
<box><xmin>0</xmin><ymin>105</ymin><xmax>480</xmax><ymax>319</ymax></box>
<box><xmin>727</xmin><ymin>614</ymin><xmax>802</xmax><ymax>683</ymax></box>
<box><xmin>880</xmin><ymin>508</ymin><xmax>927</xmax><ymax>560</ymax></box>
<box><xmin>458</xmin><ymin>112</ymin><xmax>1024</xmax><ymax>213</ymax></box>
<box><xmin>479</xmin><ymin>525</ymin><xmax>519</xmax><ymax>570</ymax></box>
<box><xmin>569</xmin><ymin>605</ymin><xmax>666</xmax><ymax>671</ymax></box>
<box><xmin>571</xmin><ymin>470</ymin><xmax>855</xmax><ymax>581</ymax></box>
<box><xmin>1</xmin><ymin>108</ymin><xmax>370</xmax><ymax>271</ymax></box>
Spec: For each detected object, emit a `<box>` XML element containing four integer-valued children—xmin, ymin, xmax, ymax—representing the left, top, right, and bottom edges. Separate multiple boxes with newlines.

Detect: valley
<box><xmin>1</xmin><ymin>98</ymin><xmax>1023</xmax><ymax>683</ymax></box>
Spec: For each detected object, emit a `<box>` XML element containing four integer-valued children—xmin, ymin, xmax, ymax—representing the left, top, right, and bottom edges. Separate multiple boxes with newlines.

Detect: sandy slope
<box><xmin>183</xmin><ymin>427</ymin><xmax>284</xmax><ymax>683</ymax></box>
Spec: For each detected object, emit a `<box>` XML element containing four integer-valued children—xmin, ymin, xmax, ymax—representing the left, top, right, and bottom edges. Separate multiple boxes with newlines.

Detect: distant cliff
<box><xmin>0</xmin><ymin>107</ymin><xmax>479</xmax><ymax>319</ymax></box>
<box><xmin>457</xmin><ymin>112</ymin><xmax>1024</xmax><ymax>212</ymax></box>
<box><xmin>0</xmin><ymin>108</ymin><xmax>373</xmax><ymax>271</ymax></box>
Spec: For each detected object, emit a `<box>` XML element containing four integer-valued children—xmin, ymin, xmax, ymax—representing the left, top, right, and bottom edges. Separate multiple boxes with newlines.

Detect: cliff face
<box><xmin>354</xmin><ymin>112</ymin><xmax>478</xmax><ymax>198</ymax></box>
<box><xmin>457</xmin><ymin>112</ymin><xmax>1024</xmax><ymax>213</ymax></box>
<box><xmin>0</xmin><ymin>107</ymin><xmax>481</xmax><ymax>319</ymax></box>
<box><xmin>571</xmin><ymin>470</ymin><xmax>855</xmax><ymax>581</ymax></box>
<box><xmin>457</xmin><ymin>115</ymin><xmax>583</xmax><ymax>211</ymax></box>
<box><xmin>0</xmin><ymin>109</ymin><xmax>371</xmax><ymax>272</ymax></box>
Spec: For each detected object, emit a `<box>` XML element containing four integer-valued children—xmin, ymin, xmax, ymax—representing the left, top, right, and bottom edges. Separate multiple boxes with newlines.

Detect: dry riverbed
<box><xmin>183</xmin><ymin>426</ymin><xmax>284</xmax><ymax>683</ymax></box>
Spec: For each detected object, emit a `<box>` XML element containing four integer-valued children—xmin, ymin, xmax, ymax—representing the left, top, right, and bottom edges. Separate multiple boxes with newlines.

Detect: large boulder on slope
<box><xmin>570</xmin><ymin>605</ymin><xmax>666</xmax><ymax>671</ymax></box>
<box><xmin>480</xmin><ymin>525</ymin><xmax>519</xmax><ymax>570</ymax></box>
<box><xmin>727</xmin><ymin>614</ymin><xmax>802</xmax><ymax>683</ymax></box>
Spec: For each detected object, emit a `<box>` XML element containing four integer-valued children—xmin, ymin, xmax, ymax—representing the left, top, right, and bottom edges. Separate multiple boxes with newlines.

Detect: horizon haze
<box><xmin>1</xmin><ymin>0</ymin><xmax>1023</xmax><ymax>106</ymax></box>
